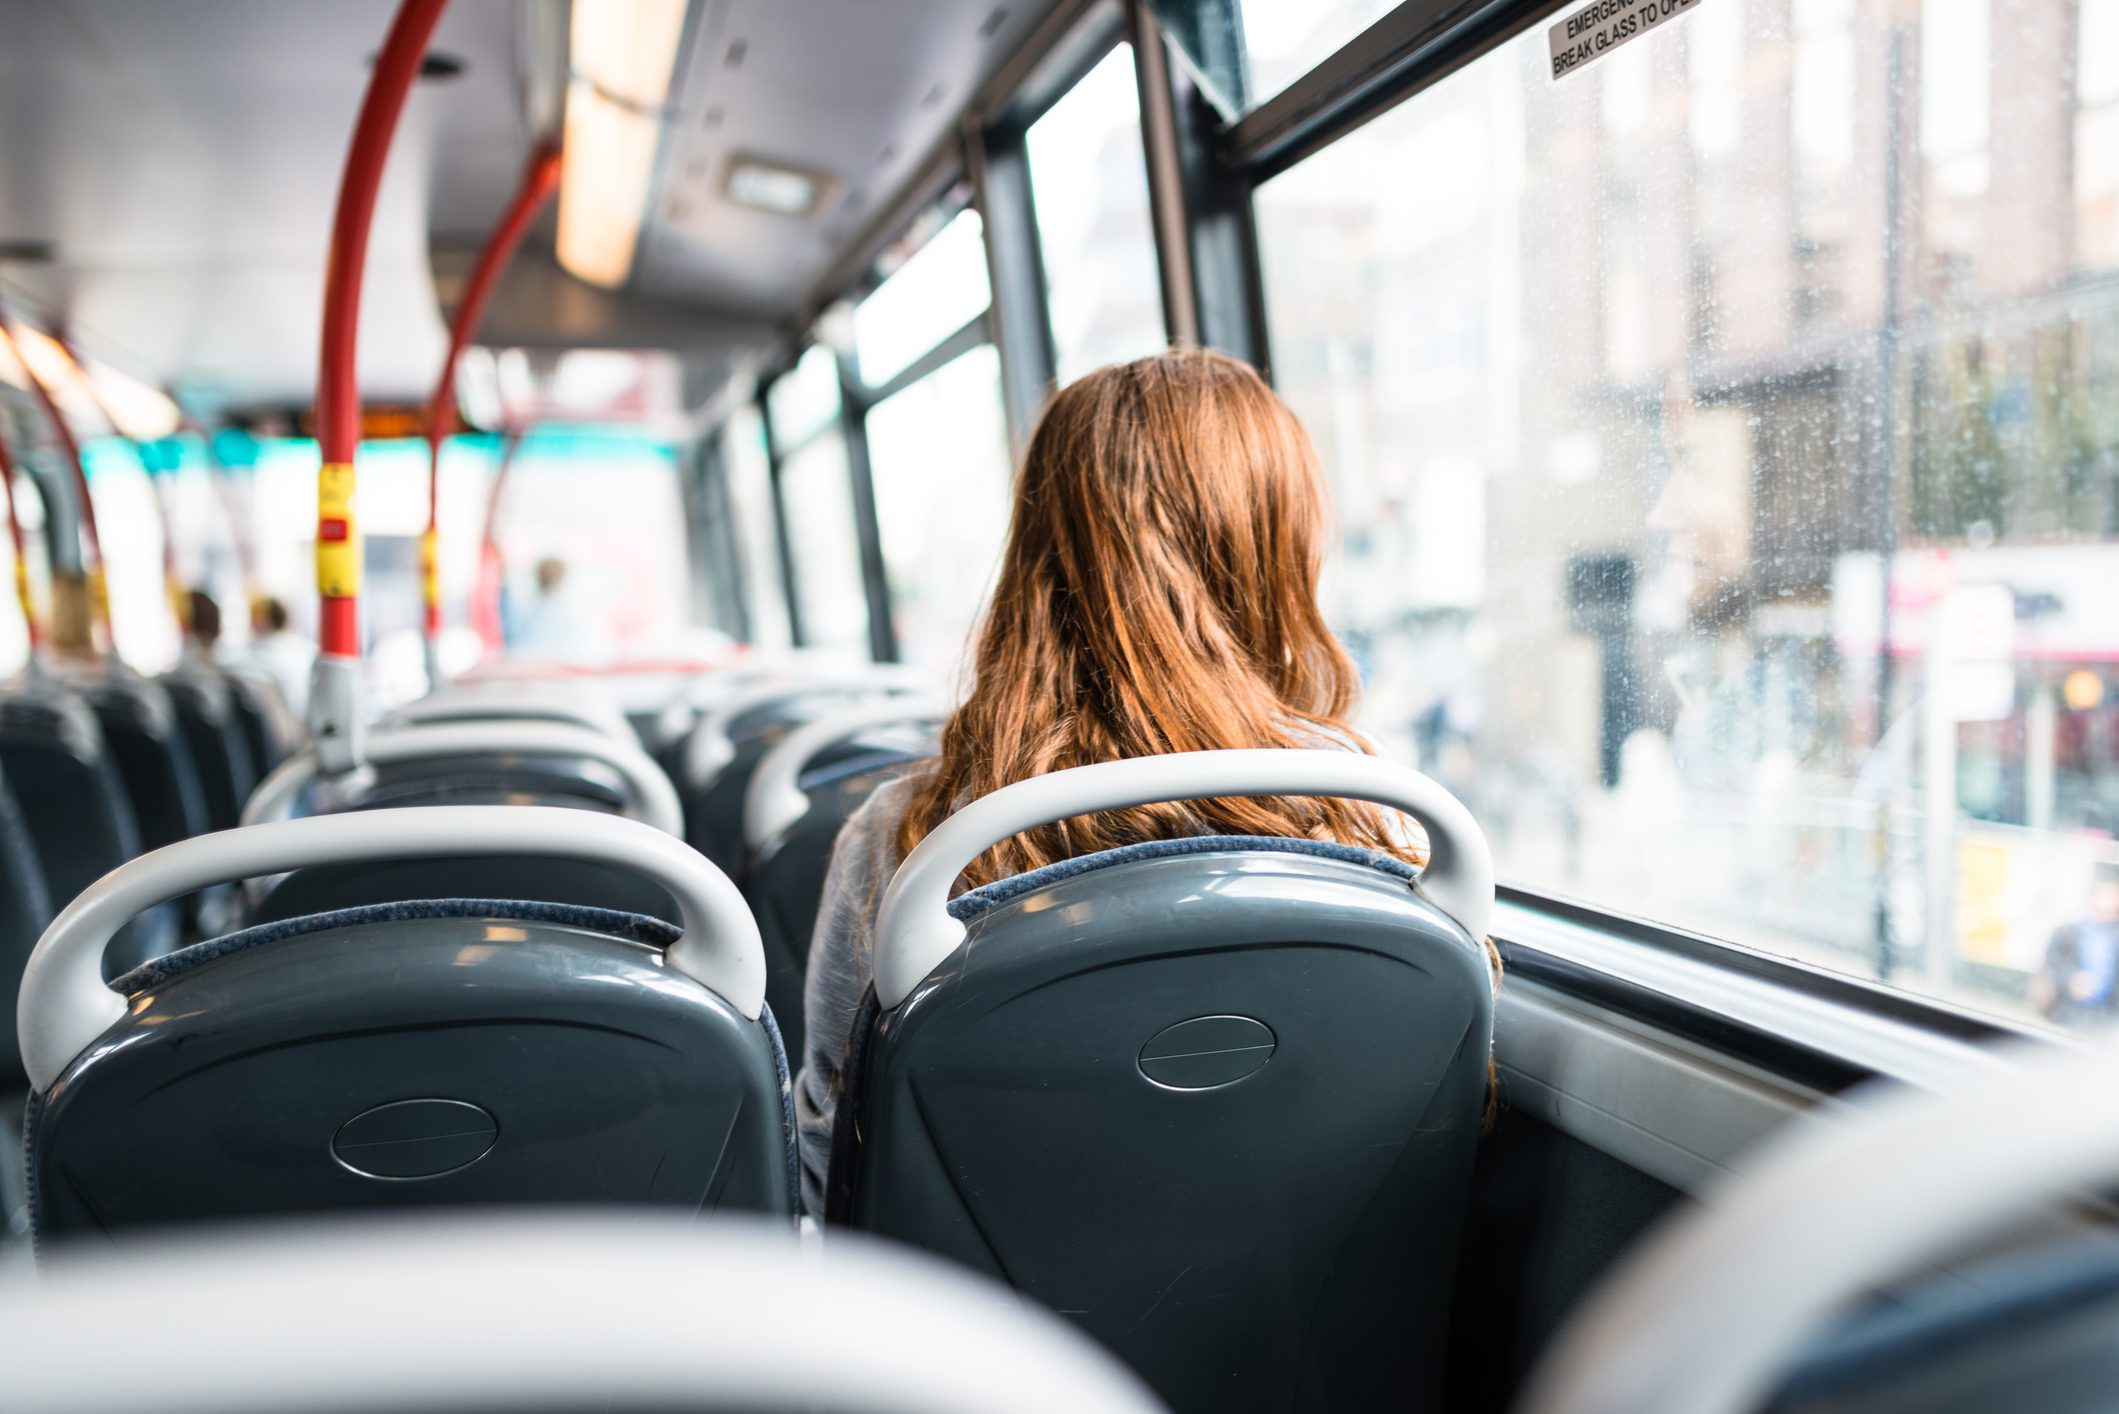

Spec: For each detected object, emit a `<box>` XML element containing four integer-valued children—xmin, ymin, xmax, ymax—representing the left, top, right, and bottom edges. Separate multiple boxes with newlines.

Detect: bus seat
<box><xmin>680</xmin><ymin>674</ymin><xmax>932</xmax><ymax>872</ymax></box>
<box><xmin>22</xmin><ymin>806</ymin><xmax>793</xmax><ymax>1241</ymax></box>
<box><xmin>1764</xmin><ymin>1235</ymin><xmax>2119</xmax><ymax>1414</ymax></box>
<box><xmin>240</xmin><ymin>721</ymin><xmax>687</xmax><ymax>924</ymax></box>
<box><xmin>222</xmin><ymin>670</ymin><xmax>293</xmax><ymax>776</ymax></box>
<box><xmin>0</xmin><ymin>762</ymin><xmax>54</xmax><ymax>1089</ymax></box>
<box><xmin>80</xmin><ymin>675</ymin><xmax>241</xmax><ymax>935</ymax></box>
<box><xmin>837</xmin><ymin>751</ymin><xmax>1496</xmax><ymax>1414</ymax></box>
<box><xmin>161</xmin><ymin>668</ymin><xmax>258</xmax><ymax>832</ymax></box>
<box><xmin>739</xmin><ymin>698</ymin><xmax>945</xmax><ymax>1060</ymax></box>
<box><xmin>0</xmin><ymin>685</ymin><xmax>179</xmax><ymax>983</ymax></box>
<box><xmin>4</xmin><ymin>1216</ymin><xmax>1170</xmax><ymax>1414</ymax></box>
<box><xmin>82</xmin><ymin>675</ymin><xmax>210</xmax><ymax>852</ymax></box>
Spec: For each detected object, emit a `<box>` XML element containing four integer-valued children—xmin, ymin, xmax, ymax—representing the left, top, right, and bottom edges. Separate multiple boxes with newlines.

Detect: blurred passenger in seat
<box><xmin>2032</xmin><ymin>863</ymin><xmax>2119</xmax><ymax>1029</ymax></box>
<box><xmin>244</xmin><ymin>595</ymin><xmax>313</xmax><ymax>716</ymax></box>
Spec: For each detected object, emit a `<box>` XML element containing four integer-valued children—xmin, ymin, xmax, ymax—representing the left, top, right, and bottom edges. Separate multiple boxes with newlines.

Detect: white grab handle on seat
<box><xmin>743</xmin><ymin>695</ymin><xmax>951</xmax><ymax>850</ymax></box>
<box><xmin>242</xmin><ymin>720</ymin><xmax>682</xmax><ymax>837</ymax></box>
<box><xmin>872</xmin><ymin>749</ymin><xmax>1493</xmax><ymax>1009</ymax></box>
<box><xmin>18</xmin><ymin>805</ymin><xmax>763</xmax><ymax>1091</ymax></box>
<box><xmin>2</xmin><ymin>1216</ymin><xmax>1168</xmax><ymax>1414</ymax></box>
<box><xmin>680</xmin><ymin>668</ymin><xmax>933</xmax><ymax>786</ymax></box>
<box><xmin>1514</xmin><ymin>1036</ymin><xmax>2119</xmax><ymax>1414</ymax></box>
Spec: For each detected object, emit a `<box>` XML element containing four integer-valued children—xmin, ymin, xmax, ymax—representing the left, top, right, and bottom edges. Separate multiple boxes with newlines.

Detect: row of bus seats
<box><xmin>15</xmin><ymin>659</ymin><xmax>1500</xmax><ymax>1413</ymax></box>
<box><xmin>0</xmin><ymin>659</ymin><xmax>290</xmax><ymax>1070</ymax></box>
<box><xmin>20</xmin><ymin>637</ymin><xmax>2114</xmax><ymax>1414</ymax></box>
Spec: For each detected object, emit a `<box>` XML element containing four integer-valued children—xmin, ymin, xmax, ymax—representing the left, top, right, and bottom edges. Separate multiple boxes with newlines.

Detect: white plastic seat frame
<box><xmin>872</xmin><ymin>748</ymin><xmax>1496</xmax><ymax>1010</ymax></box>
<box><xmin>16</xmin><ymin>805</ymin><xmax>763</xmax><ymax>1092</ymax></box>
<box><xmin>651</xmin><ymin>652</ymin><xmax>929</xmax><ymax>744</ymax></box>
<box><xmin>1514</xmin><ymin>1037</ymin><xmax>2119</xmax><ymax>1414</ymax></box>
<box><xmin>240</xmin><ymin>719</ymin><xmax>683</xmax><ymax>837</ymax></box>
<box><xmin>380</xmin><ymin>685</ymin><xmax>634</xmax><ymax>741</ymax></box>
<box><xmin>680</xmin><ymin>665</ymin><xmax>936</xmax><ymax>785</ymax></box>
<box><xmin>4</xmin><ymin>1216</ymin><xmax>1167</xmax><ymax>1414</ymax></box>
<box><xmin>742</xmin><ymin>694</ymin><xmax>952</xmax><ymax>850</ymax></box>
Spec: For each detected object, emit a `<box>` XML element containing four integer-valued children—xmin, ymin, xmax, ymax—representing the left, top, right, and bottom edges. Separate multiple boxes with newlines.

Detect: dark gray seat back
<box><xmin>223</xmin><ymin>672</ymin><xmax>288</xmax><ymax>775</ymax></box>
<box><xmin>83</xmin><ymin>676</ymin><xmax>210</xmax><ymax>851</ymax></box>
<box><xmin>0</xmin><ymin>762</ymin><xmax>54</xmax><ymax>1087</ymax></box>
<box><xmin>0</xmin><ymin>685</ymin><xmax>177</xmax><ymax>982</ymax></box>
<box><xmin>29</xmin><ymin>899</ymin><xmax>794</xmax><ymax>1240</ymax></box>
<box><xmin>251</xmin><ymin>754</ymin><xmax>679</xmax><ymax>923</ymax></box>
<box><xmin>162</xmin><ymin>669</ymin><xmax>257</xmax><ymax>831</ymax></box>
<box><xmin>683</xmin><ymin>689</ymin><xmax>901</xmax><ymax>871</ymax></box>
<box><xmin>835</xmin><ymin>838</ymin><xmax>1494</xmax><ymax>1414</ymax></box>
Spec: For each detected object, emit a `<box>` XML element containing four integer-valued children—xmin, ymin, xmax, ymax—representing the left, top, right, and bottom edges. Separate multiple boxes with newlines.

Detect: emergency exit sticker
<box><xmin>1549</xmin><ymin>0</ymin><xmax>1704</xmax><ymax>80</ymax></box>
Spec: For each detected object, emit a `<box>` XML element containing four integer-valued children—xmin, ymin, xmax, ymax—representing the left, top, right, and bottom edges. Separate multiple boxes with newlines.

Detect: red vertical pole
<box><xmin>0</xmin><ymin>316</ymin><xmax>111</xmax><ymax>654</ymax></box>
<box><xmin>0</xmin><ymin>421</ymin><xmax>41</xmax><ymax>653</ymax></box>
<box><xmin>421</xmin><ymin>143</ymin><xmax>561</xmax><ymax>658</ymax></box>
<box><xmin>310</xmin><ymin>0</ymin><xmax>451</xmax><ymax>763</ymax></box>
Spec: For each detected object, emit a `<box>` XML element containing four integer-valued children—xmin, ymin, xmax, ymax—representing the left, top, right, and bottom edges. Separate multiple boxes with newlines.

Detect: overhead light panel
<box><xmin>725</xmin><ymin>157</ymin><xmax>832</xmax><ymax>217</ymax></box>
<box><xmin>557</xmin><ymin>0</ymin><xmax>689</xmax><ymax>289</ymax></box>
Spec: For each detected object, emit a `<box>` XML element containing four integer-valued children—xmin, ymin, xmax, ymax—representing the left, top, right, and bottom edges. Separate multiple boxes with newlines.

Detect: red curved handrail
<box><xmin>0</xmin><ymin>417</ymin><xmax>40</xmax><ymax>651</ymax></box>
<box><xmin>421</xmin><ymin>143</ymin><xmax>562</xmax><ymax>644</ymax></box>
<box><xmin>0</xmin><ymin>315</ymin><xmax>107</xmax><ymax>650</ymax></box>
<box><xmin>314</xmin><ymin>0</ymin><xmax>451</xmax><ymax>661</ymax></box>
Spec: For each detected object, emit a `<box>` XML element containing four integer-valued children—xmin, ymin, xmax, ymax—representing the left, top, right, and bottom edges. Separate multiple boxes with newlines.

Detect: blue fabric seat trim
<box><xmin>796</xmin><ymin>748</ymin><xmax>929</xmax><ymax>795</ymax></box>
<box><xmin>947</xmin><ymin>834</ymin><xmax>1421</xmax><ymax>922</ymax></box>
<box><xmin>110</xmin><ymin>898</ymin><xmax>684</xmax><ymax>994</ymax></box>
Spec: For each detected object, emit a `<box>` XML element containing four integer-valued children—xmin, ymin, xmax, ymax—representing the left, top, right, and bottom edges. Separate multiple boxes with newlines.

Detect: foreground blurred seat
<box><xmin>7</xmin><ymin>1215</ymin><xmax>1167</xmax><ymax>1413</ymax></box>
<box><xmin>21</xmin><ymin>806</ymin><xmax>792</xmax><ymax>1239</ymax></box>
<box><xmin>1516</xmin><ymin>1039</ymin><xmax>2119</xmax><ymax>1414</ymax></box>
<box><xmin>837</xmin><ymin>750</ymin><xmax>1497</xmax><ymax>1414</ymax></box>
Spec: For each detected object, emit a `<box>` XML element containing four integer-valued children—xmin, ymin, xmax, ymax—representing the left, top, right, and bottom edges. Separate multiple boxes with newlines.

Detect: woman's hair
<box><xmin>895</xmin><ymin>348</ymin><xmax>1421</xmax><ymax>889</ymax></box>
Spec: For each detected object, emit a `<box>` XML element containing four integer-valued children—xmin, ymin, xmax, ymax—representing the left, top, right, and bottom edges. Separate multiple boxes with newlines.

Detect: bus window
<box><xmin>721</xmin><ymin>405</ymin><xmax>792</xmax><ymax>651</ymax></box>
<box><xmin>865</xmin><ymin>343</ymin><xmax>1011</xmax><ymax>673</ymax></box>
<box><xmin>489</xmin><ymin>431</ymin><xmax>689</xmax><ymax>661</ymax></box>
<box><xmin>767</xmin><ymin>346</ymin><xmax>870</xmax><ymax>655</ymax></box>
<box><xmin>1254</xmin><ymin>0</ymin><xmax>2119</xmax><ymax>1029</ymax></box>
<box><xmin>1026</xmin><ymin>43</ymin><xmax>1164</xmax><ymax>385</ymax></box>
<box><xmin>853</xmin><ymin>208</ymin><xmax>991</xmax><ymax>389</ymax></box>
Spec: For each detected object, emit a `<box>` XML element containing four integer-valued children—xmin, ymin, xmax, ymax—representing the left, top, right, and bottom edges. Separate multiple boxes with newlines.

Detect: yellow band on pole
<box><xmin>86</xmin><ymin>566</ymin><xmax>111</xmax><ymax>630</ymax></box>
<box><xmin>316</xmin><ymin>461</ymin><xmax>361</xmax><ymax>597</ymax></box>
<box><xmin>419</xmin><ymin>526</ymin><xmax>441</xmax><ymax>611</ymax></box>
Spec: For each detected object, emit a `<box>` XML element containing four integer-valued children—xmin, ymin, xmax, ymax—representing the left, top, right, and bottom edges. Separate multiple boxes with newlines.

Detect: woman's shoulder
<box><xmin>835</xmin><ymin>763</ymin><xmax>935</xmax><ymax>863</ymax></box>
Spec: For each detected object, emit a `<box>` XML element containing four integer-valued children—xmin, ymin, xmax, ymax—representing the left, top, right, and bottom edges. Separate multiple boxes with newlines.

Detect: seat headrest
<box><xmin>946</xmin><ymin>834</ymin><xmax>1421</xmax><ymax>923</ymax></box>
<box><xmin>111</xmin><ymin>898</ymin><xmax>682</xmax><ymax>994</ymax></box>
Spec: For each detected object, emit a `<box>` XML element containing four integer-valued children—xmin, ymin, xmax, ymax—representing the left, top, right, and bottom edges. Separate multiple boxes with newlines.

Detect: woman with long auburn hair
<box><xmin>794</xmin><ymin>347</ymin><xmax>1480</xmax><ymax>1214</ymax></box>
